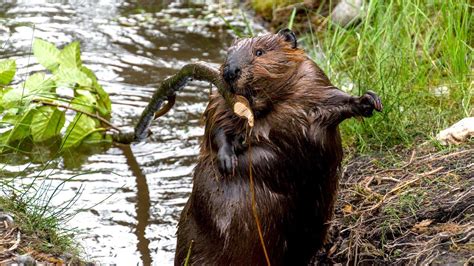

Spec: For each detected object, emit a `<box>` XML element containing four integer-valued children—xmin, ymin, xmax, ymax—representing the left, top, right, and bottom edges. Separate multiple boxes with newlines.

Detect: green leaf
<box><xmin>59</xmin><ymin>41</ymin><xmax>82</xmax><ymax>69</ymax></box>
<box><xmin>1</xmin><ymin>73</ymin><xmax>55</xmax><ymax>109</ymax></box>
<box><xmin>2</xmin><ymin>86</ymin><xmax>31</xmax><ymax>109</ymax></box>
<box><xmin>0</xmin><ymin>59</ymin><xmax>16</xmax><ymax>85</ymax></box>
<box><xmin>70</xmin><ymin>93</ymin><xmax>96</xmax><ymax>113</ymax></box>
<box><xmin>33</xmin><ymin>38</ymin><xmax>60</xmax><ymax>72</ymax></box>
<box><xmin>1</xmin><ymin>112</ymin><xmax>20</xmax><ymax>125</ymax></box>
<box><xmin>31</xmin><ymin>106</ymin><xmax>65</xmax><ymax>142</ymax></box>
<box><xmin>62</xmin><ymin>114</ymin><xmax>104</xmax><ymax>149</ymax></box>
<box><xmin>83</xmin><ymin>131</ymin><xmax>111</xmax><ymax>145</ymax></box>
<box><xmin>0</xmin><ymin>108</ymin><xmax>35</xmax><ymax>146</ymax></box>
<box><xmin>25</xmin><ymin>72</ymin><xmax>55</xmax><ymax>94</ymax></box>
<box><xmin>81</xmin><ymin>66</ymin><xmax>111</xmax><ymax>116</ymax></box>
<box><xmin>54</xmin><ymin>65</ymin><xmax>92</xmax><ymax>87</ymax></box>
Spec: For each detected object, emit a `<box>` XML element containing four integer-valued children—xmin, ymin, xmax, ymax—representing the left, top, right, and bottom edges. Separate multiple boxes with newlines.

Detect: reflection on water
<box><xmin>0</xmin><ymin>0</ymin><xmax>262</xmax><ymax>264</ymax></box>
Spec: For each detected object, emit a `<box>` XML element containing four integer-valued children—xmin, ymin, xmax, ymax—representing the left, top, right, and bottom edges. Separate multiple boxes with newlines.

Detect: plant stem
<box><xmin>34</xmin><ymin>99</ymin><xmax>121</xmax><ymax>132</ymax></box>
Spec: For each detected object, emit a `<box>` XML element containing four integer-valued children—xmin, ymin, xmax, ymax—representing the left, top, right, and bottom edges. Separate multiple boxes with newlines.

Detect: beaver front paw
<box><xmin>217</xmin><ymin>145</ymin><xmax>238</xmax><ymax>175</ymax></box>
<box><xmin>357</xmin><ymin>91</ymin><xmax>383</xmax><ymax>117</ymax></box>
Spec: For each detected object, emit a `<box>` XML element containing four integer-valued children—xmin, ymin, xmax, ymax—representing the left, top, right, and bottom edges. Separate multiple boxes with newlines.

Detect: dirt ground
<box><xmin>323</xmin><ymin>145</ymin><xmax>473</xmax><ymax>265</ymax></box>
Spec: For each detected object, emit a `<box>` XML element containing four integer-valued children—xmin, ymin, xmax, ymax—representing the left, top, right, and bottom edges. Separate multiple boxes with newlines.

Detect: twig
<box><xmin>414</xmin><ymin>149</ymin><xmax>472</xmax><ymax>166</ymax></box>
<box><xmin>6</xmin><ymin>231</ymin><xmax>20</xmax><ymax>252</ymax></box>
<box><xmin>360</xmin><ymin>166</ymin><xmax>444</xmax><ymax>213</ymax></box>
<box><xmin>34</xmin><ymin>99</ymin><xmax>121</xmax><ymax>132</ymax></box>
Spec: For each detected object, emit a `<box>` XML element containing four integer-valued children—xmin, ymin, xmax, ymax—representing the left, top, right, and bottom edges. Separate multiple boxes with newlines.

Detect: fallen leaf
<box><xmin>342</xmin><ymin>204</ymin><xmax>353</xmax><ymax>214</ymax></box>
<box><xmin>412</xmin><ymin>219</ymin><xmax>433</xmax><ymax>233</ymax></box>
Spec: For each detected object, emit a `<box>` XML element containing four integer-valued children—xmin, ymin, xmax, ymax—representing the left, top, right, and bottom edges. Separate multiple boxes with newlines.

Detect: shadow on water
<box><xmin>119</xmin><ymin>144</ymin><xmax>152</xmax><ymax>265</ymax></box>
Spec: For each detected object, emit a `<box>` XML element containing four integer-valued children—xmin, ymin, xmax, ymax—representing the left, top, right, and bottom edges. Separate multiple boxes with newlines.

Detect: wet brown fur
<box><xmin>175</xmin><ymin>30</ymin><xmax>381</xmax><ymax>265</ymax></box>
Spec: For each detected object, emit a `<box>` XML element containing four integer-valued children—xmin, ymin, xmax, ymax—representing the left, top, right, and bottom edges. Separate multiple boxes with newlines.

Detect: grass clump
<box><xmin>0</xmin><ymin>195</ymin><xmax>77</xmax><ymax>256</ymax></box>
<box><xmin>308</xmin><ymin>0</ymin><xmax>472</xmax><ymax>152</ymax></box>
<box><xmin>0</xmin><ymin>175</ymin><xmax>84</xmax><ymax>262</ymax></box>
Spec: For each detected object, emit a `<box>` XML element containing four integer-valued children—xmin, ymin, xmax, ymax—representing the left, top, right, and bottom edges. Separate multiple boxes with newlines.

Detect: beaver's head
<box><xmin>222</xmin><ymin>29</ymin><xmax>306</xmax><ymax>115</ymax></box>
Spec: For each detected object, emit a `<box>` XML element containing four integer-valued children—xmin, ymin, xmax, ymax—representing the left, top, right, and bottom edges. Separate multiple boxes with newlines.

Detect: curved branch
<box><xmin>112</xmin><ymin>62</ymin><xmax>231</xmax><ymax>144</ymax></box>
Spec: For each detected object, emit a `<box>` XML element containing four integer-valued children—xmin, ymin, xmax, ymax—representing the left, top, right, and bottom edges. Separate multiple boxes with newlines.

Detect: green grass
<box><xmin>0</xmin><ymin>174</ymin><xmax>83</xmax><ymax>258</ymax></box>
<box><xmin>306</xmin><ymin>0</ymin><xmax>472</xmax><ymax>152</ymax></box>
<box><xmin>250</xmin><ymin>0</ymin><xmax>301</xmax><ymax>20</ymax></box>
<box><xmin>0</xmin><ymin>194</ymin><xmax>79</xmax><ymax>256</ymax></box>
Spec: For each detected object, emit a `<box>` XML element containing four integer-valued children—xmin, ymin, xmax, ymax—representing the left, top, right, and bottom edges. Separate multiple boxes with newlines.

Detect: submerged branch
<box><xmin>112</xmin><ymin>63</ymin><xmax>230</xmax><ymax>144</ymax></box>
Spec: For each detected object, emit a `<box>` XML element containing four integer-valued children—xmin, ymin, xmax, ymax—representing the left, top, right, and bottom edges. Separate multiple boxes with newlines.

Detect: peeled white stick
<box><xmin>233</xmin><ymin>95</ymin><xmax>254</xmax><ymax>128</ymax></box>
<box><xmin>436</xmin><ymin>117</ymin><xmax>474</xmax><ymax>145</ymax></box>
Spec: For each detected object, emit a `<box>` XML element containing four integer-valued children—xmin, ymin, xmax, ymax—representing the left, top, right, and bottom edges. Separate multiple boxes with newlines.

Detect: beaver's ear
<box><xmin>277</xmin><ymin>28</ymin><xmax>297</xmax><ymax>49</ymax></box>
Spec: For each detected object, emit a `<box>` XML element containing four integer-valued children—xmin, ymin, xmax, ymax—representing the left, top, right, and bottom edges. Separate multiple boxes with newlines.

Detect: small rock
<box><xmin>436</xmin><ymin>117</ymin><xmax>474</xmax><ymax>145</ymax></box>
<box><xmin>331</xmin><ymin>0</ymin><xmax>364</xmax><ymax>27</ymax></box>
<box><xmin>15</xmin><ymin>254</ymin><xmax>36</xmax><ymax>266</ymax></box>
<box><xmin>432</xmin><ymin>85</ymin><xmax>450</xmax><ymax>97</ymax></box>
<box><xmin>0</xmin><ymin>212</ymin><xmax>15</xmax><ymax>227</ymax></box>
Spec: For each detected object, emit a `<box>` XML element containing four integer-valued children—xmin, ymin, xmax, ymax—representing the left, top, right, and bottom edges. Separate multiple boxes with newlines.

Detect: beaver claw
<box><xmin>357</xmin><ymin>91</ymin><xmax>383</xmax><ymax>117</ymax></box>
<box><xmin>217</xmin><ymin>145</ymin><xmax>238</xmax><ymax>175</ymax></box>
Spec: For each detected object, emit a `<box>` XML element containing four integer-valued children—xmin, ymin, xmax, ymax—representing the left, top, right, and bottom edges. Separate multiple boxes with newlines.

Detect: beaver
<box><xmin>175</xmin><ymin>29</ymin><xmax>382</xmax><ymax>265</ymax></box>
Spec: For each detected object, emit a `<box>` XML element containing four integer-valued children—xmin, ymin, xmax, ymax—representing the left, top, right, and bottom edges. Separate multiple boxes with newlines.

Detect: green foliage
<box><xmin>31</xmin><ymin>106</ymin><xmax>66</xmax><ymax>142</ymax></box>
<box><xmin>32</xmin><ymin>38</ymin><xmax>60</xmax><ymax>72</ymax></box>
<box><xmin>0</xmin><ymin>39</ymin><xmax>112</xmax><ymax>153</ymax></box>
<box><xmin>0</xmin><ymin>59</ymin><xmax>16</xmax><ymax>85</ymax></box>
<box><xmin>308</xmin><ymin>0</ymin><xmax>473</xmax><ymax>152</ymax></box>
<box><xmin>62</xmin><ymin>114</ymin><xmax>104</xmax><ymax>149</ymax></box>
<box><xmin>250</xmin><ymin>0</ymin><xmax>302</xmax><ymax>20</ymax></box>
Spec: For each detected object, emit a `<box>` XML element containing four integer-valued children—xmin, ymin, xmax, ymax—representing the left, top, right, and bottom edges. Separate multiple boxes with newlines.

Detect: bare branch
<box><xmin>112</xmin><ymin>63</ymin><xmax>230</xmax><ymax>144</ymax></box>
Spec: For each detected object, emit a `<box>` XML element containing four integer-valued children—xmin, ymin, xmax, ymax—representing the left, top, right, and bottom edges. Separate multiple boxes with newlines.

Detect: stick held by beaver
<box><xmin>175</xmin><ymin>29</ymin><xmax>382</xmax><ymax>265</ymax></box>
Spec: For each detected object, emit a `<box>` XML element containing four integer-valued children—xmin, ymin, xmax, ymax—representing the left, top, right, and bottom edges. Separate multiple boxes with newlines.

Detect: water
<box><xmin>0</xmin><ymin>1</ymin><xmax>261</xmax><ymax>264</ymax></box>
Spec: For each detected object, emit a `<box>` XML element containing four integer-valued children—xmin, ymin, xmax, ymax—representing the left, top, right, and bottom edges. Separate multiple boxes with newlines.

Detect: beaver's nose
<box><xmin>223</xmin><ymin>64</ymin><xmax>241</xmax><ymax>83</ymax></box>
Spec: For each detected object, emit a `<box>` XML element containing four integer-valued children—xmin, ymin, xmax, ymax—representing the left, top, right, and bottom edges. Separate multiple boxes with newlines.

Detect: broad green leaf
<box><xmin>0</xmin><ymin>59</ymin><xmax>16</xmax><ymax>85</ymax></box>
<box><xmin>25</xmin><ymin>72</ymin><xmax>55</xmax><ymax>94</ymax></box>
<box><xmin>83</xmin><ymin>131</ymin><xmax>111</xmax><ymax>145</ymax></box>
<box><xmin>0</xmin><ymin>108</ymin><xmax>35</xmax><ymax>145</ymax></box>
<box><xmin>31</xmin><ymin>106</ymin><xmax>65</xmax><ymax>142</ymax></box>
<box><xmin>80</xmin><ymin>66</ymin><xmax>98</xmax><ymax>84</ymax></box>
<box><xmin>33</xmin><ymin>38</ymin><xmax>60</xmax><ymax>72</ymax></box>
<box><xmin>1</xmin><ymin>112</ymin><xmax>19</xmax><ymax>125</ymax></box>
<box><xmin>70</xmin><ymin>93</ymin><xmax>95</xmax><ymax>113</ymax></box>
<box><xmin>0</xmin><ymin>87</ymin><xmax>9</xmax><ymax>112</ymax></box>
<box><xmin>2</xmin><ymin>73</ymin><xmax>55</xmax><ymax>109</ymax></box>
<box><xmin>2</xmin><ymin>86</ymin><xmax>31</xmax><ymax>109</ymax></box>
<box><xmin>54</xmin><ymin>65</ymin><xmax>92</xmax><ymax>87</ymax></box>
<box><xmin>95</xmin><ymin>90</ymin><xmax>111</xmax><ymax>116</ymax></box>
<box><xmin>81</xmin><ymin>66</ymin><xmax>111</xmax><ymax>115</ymax></box>
<box><xmin>62</xmin><ymin>114</ymin><xmax>103</xmax><ymax>149</ymax></box>
<box><xmin>59</xmin><ymin>41</ymin><xmax>82</xmax><ymax>69</ymax></box>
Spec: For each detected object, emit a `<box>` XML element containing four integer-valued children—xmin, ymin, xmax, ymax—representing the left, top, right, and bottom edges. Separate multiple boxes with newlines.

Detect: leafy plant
<box><xmin>0</xmin><ymin>39</ymin><xmax>112</xmax><ymax>152</ymax></box>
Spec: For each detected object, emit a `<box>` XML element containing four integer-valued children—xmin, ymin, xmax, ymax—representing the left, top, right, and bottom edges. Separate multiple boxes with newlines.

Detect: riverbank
<box><xmin>0</xmin><ymin>195</ymin><xmax>84</xmax><ymax>264</ymax></box>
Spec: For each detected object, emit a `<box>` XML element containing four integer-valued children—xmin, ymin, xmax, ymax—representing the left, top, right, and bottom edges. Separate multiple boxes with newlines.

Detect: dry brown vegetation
<box><xmin>322</xmin><ymin>145</ymin><xmax>473</xmax><ymax>265</ymax></box>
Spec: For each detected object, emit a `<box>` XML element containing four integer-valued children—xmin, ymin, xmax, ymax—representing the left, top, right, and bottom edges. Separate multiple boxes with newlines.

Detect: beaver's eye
<box><xmin>255</xmin><ymin>49</ymin><xmax>264</xmax><ymax>57</ymax></box>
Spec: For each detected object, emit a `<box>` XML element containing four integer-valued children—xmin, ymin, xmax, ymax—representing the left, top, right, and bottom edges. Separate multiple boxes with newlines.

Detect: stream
<box><xmin>0</xmin><ymin>0</ymin><xmax>262</xmax><ymax>264</ymax></box>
